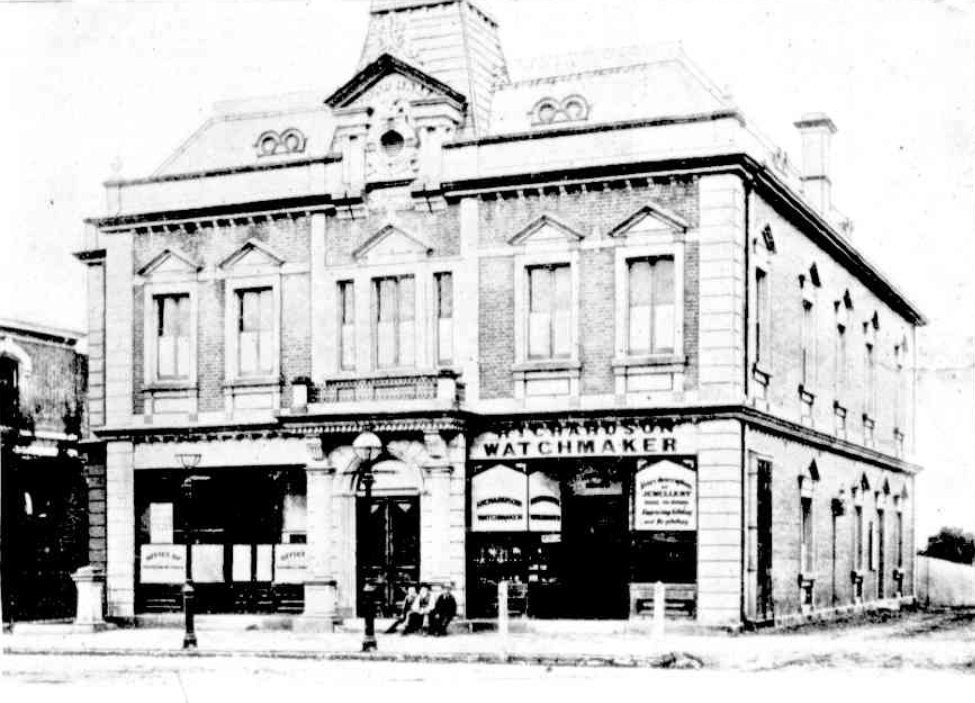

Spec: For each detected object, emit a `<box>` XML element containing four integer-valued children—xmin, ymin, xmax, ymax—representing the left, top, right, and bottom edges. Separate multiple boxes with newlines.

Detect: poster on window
<box><xmin>149</xmin><ymin>502</ymin><xmax>174</xmax><ymax>544</ymax></box>
<box><xmin>634</xmin><ymin>458</ymin><xmax>697</xmax><ymax>531</ymax></box>
<box><xmin>191</xmin><ymin>545</ymin><xmax>225</xmax><ymax>583</ymax></box>
<box><xmin>472</xmin><ymin>464</ymin><xmax>527</xmax><ymax>531</ymax></box>
<box><xmin>140</xmin><ymin>544</ymin><xmax>185</xmax><ymax>584</ymax></box>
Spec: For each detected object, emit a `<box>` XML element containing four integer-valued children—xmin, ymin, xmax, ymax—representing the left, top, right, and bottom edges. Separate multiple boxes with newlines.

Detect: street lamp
<box><xmin>176</xmin><ymin>452</ymin><xmax>202</xmax><ymax>650</ymax></box>
<box><xmin>352</xmin><ymin>430</ymin><xmax>382</xmax><ymax>653</ymax></box>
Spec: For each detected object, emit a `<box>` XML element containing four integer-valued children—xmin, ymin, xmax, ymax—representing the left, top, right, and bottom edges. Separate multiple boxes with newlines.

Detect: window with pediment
<box><xmin>138</xmin><ymin>248</ymin><xmax>201</xmax><ymax>391</ymax></box>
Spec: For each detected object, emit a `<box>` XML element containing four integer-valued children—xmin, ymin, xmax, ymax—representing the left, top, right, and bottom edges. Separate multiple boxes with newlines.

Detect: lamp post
<box><xmin>176</xmin><ymin>452</ymin><xmax>202</xmax><ymax>650</ymax></box>
<box><xmin>352</xmin><ymin>430</ymin><xmax>382</xmax><ymax>653</ymax></box>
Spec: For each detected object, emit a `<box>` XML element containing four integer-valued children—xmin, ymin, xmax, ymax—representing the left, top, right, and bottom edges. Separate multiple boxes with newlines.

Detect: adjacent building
<box><xmin>0</xmin><ymin>318</ymin><xmax>88</xmax><ymax>623</ymax></box>
<box><xmin>75</xmin><ymin>0</ymin><xmax>923</xmax><ymax>627</ymax></box>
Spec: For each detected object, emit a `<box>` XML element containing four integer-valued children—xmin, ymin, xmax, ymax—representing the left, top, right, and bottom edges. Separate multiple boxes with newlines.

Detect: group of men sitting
<box><xmin>384</xmin><ymin>582</ymin><xmax>457</xmax><ymax>636</ymax></box>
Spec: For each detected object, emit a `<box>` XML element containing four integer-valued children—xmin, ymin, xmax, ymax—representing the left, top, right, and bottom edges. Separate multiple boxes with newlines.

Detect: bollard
<box><xmin>652</xmin><ymin>580</ymin><xmax>666</xmax><ymax>638</ymax></box>
<box><xmin>497</xmin><ymin>580</ymin><xmax>509</xmax><ymax>661</ymax></box>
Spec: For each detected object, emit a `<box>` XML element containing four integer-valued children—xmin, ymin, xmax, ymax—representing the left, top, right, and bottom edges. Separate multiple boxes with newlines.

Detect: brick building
<box><xmin>76</xmin><ymin>0</ymin><xmax>923</xmax><ymax>627</ymax></box>
<box><xmin>0</xmin><ymin>319</ymin><xmax>88</xmax><ymax>623</ymax></box>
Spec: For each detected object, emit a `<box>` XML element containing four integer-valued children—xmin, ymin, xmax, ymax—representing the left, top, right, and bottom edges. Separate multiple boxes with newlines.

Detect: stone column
<box><xmin>423</xmin><ymin>432</ymin><xmax>455</xmax><ymax>586</ymax></box>
<box><xmin>298</xmin><ymin>458</ymin><xmax>340</xmax><ymax>632</ymax></box>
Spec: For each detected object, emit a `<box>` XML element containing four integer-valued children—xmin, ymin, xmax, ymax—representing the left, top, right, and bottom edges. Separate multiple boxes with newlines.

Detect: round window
<box><xmin>381</xmin><ymin>130</ymin><xmax>405</xmax><ymax>157</ymax></box>
<box><xmin>283</xmin><ymin>132</ymin><xmax>302</xmax><ymax>152</ymax></box>
<box><xmin>259</xmin><ymin>135</ymin><xmax>278</xmax><ymax>156</ymax></box>
<box><xmin>537</xmin><ymin>103</ymin><xmax>557</xmax><ymax>124</ymax></box>
<box><xmin>564</xmin><ymin>99</ymin><xmax>586</xmax><ymax>120</ymax></box>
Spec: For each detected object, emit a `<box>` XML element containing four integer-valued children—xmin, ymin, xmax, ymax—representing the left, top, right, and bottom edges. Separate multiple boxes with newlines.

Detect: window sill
<box><xmin>223</xmin><ymin>376</ymin><xmax>280</xmax><ymax>389</ymax></box>
<box><xmin>512</xmin><ymin>359</ymin><xmax>581</xmax><ymax>374</ymax></box>
<box><xmin>850</xmin><ymin>570</ymin><xmax>865</xmax><ymax>583</ymax></box>
<box><xmin>862</xmin><ymin>414</ymin><xmax>876</xmax><ymax>428</ymax></box>
<box><xmin>752</xmin><ymin>364</ymin><xmax>771</xmax><ymax>385</ymax></box>
<box><xmin>833</xmin><ymin>400</ymin><xmax>847</xmax><ymax>416</ymax></box>
<box><xmin>798</xmin><ymin>573</ymin><xmax>816</xmax><ymax>586</ymax></box>
<box><xmin>612</xmin><ymin>354</ymin><xmax>686</xmax><ymax>370</ymax></box>
<box><xmin>798</xmin><ymin>385</ymin><xmax>816</xmax><ymax>403</ymax></box>
<box><xmin>143</xmin><ymin>381</ymin><xmax>197</xmax><ymax>393</ymax></box>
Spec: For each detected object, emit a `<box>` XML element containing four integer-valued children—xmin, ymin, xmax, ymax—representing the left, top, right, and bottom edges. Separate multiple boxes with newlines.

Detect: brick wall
<box><xmin>746</xmin><ymin>428</ymin><xmax>915</xmax><ymax>618</ymax></box>
<box><xmin>478</xmin><ymin>256</ymin><xmax>514</xmax><ymax>399</ymax></box>
<box><xmin>578</xmin><ymin>248</ymin><xmax>615</xmax><ymax>395</ymax></box>
<box><xmin>8</xmin><ymin>334</ymin><xmax>86</xmax><ymax>436</ymax></box>
<box><xmin>748</xmin><ymin>195</ymin><xmax>916</xmax><ymax>458</ymax></box>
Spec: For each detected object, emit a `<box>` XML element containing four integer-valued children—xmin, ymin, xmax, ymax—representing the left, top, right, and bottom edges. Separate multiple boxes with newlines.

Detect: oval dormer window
<box><xmin>381</xmin><ymin>130</ymin><xmax>405</xmax><ymax>157</ymax></box>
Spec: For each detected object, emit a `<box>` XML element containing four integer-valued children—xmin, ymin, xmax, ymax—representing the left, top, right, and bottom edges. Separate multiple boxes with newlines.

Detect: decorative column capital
<box><xmin>424</xmin><ymin>463</ymin><xmax>454</xmax><ymax>477</ymax></box>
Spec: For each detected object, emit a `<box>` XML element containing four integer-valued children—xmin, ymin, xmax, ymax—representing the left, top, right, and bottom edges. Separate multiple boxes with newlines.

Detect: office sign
<box><xmin>634</xmin><ymin>459</ymin><xmax>697</xmax><ymax>531</ymax></box>
<box><xmin>274</xmin><ymin>544</ymin><xmax>307</xmax><ymax>584</ymax></box>
<box><xmin>140</xmin><ymin>545</ymin><xmax>186</xmax><ymax>584</ymax></box>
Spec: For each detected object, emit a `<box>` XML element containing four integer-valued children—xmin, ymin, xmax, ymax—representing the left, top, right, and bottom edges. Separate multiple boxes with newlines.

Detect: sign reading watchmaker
<box><xmin>634</xmin><ymin>459</ymin><xmax>697</xmax><ymax>531</ymax></box>
<box><xmin>470</xmin><ymin>418</ymin><xmax>682</xmax><ymax>461</ymax></box>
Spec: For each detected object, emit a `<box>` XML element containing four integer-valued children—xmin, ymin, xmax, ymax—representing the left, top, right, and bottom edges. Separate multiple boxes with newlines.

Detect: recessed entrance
<box><xmin>356</xmin><ymin>496</ymin><xmax>420</xmax><ymax>616</ymax></box>
<box><xmin>562</xmin><ymin>493</ymin><xmax>629</xmax><ymax>619</ymax></box>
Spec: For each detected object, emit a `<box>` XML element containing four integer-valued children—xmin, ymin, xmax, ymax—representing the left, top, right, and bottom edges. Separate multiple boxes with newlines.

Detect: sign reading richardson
<box><xmin>470</xmin><ymin>418</ymin><xmax>680</xmax><ymax>461</ymax></box>
<box><xmin>471</xmin><ymin>464</ymin><xmax>562</xmax><ymax>532</ymax></box>
<box><xmin>634</xmin><ymin>458</ymin><xmax>697</xmax><ymax>531</ymax></box>
<box><xmin>140</xmin><ymin>544</ymin><xmax>186</xmax><ymax>584</ymax></box>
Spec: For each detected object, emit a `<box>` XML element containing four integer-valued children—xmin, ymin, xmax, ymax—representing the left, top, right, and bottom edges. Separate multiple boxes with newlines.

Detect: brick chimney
<box><xmin>794</xmin><ymin>113</ymin><xmax>837</xmax><ymax>215</ymax></box>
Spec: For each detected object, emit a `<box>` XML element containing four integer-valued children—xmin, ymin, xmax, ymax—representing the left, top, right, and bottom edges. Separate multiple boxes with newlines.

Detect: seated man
<box><xmin>428</xmin><ymin>582</ymin><xmax>457</xmax><ymax>636</ymax></box>
<box><xmin>385</xmin><ymin>585</ymin><xmax>417</xmax><ymax>634</ymax></box>
<box><xmin>402</xmin><ymin>583</ymin><xmax>432</xmax><ymax>635</ymax></box>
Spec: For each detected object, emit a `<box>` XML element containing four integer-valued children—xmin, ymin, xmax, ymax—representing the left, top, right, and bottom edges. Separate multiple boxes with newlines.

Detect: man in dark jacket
<box><xmin>385</xmin><ymin>585</ymin><xmax>417</xmax><ymax>634</ymax></box>
<box><xmin>429</xmin><ymin>582</ymin><xmax>457</xmax><ymax>636</ymax></box>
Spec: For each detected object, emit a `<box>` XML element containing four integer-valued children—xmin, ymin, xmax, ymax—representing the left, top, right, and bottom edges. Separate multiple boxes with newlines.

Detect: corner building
<box><xmin>76</xmin><ymin>0</ymin><xmax>924</xmax><ymax>627</ymax></box>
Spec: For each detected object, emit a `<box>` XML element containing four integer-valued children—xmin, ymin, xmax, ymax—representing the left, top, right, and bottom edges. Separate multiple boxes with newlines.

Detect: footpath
<box><xmin>4</xmin><ymin>614</ymin><xmax>975</xmax><ymax>672</ymax></box>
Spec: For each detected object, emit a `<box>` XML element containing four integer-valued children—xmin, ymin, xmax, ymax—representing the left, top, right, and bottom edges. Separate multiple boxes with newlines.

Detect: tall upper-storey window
<box><xmin>338</xmin><ymin>281</ymin><xmax>355</xmax><ymax>371</ymax></box>
<box><xmin>375</xmin><ymin>275</ymin><xmax>415</xmax><ymax>368</ymax></box>
<box><xmin>799</xmin><ymin>267</ymin><xmax>820</xmax><ymax>390</ymax></box>
<box><xmin>528</xmin><ymin>264</ymin><xmax>572</xmax><ymax>360</ymax></box>
<box><xmin>755</xmin><ymin>267</ymin><xmax>771</xmax><ymax>367</ymax></box>
<box><xmin>0</xmin><ymin>356</ymin><xmax>19</xmax><ymax>424</ymax></box>
<box><xmin>155</xmin><ymin>294</ymin><xmax>191</xmax><ymax>380</ymax></box>
<box><xmin>236</xmin><ymin>288</ymin><xmax>274</xmax><ymax>377</ymax></box>
<box><xmin>435</xmin><ymin>272</ymin><xmax>454</xmax><ymax>365</ymax></box>
<box><xmin>628</xmin><ymin>257</ymin><xmax>675</xmax><ymax>355</ymax></box>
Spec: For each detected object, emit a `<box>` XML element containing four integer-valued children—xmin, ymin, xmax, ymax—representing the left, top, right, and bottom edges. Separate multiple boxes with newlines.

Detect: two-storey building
<box><xmin>1</xmin><ymin>318</ymin><xmax>89</xmax><ymax>624</ymax></box>
<box><xmin>76</xmin><ymin>0</ymin><xmax>923</xmax><ymax>627</ymax></box>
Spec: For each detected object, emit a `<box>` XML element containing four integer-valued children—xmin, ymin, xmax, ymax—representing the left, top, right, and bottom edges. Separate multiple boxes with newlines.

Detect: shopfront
<box><xmin>134</xmin><ymin>466</ymin><xmax>307</xmax><ymax>614</ymax></box>
<box><xmin>468</xmin><ymin>417</ymin><xmax>699</xmax><ymax>620</ymax></box>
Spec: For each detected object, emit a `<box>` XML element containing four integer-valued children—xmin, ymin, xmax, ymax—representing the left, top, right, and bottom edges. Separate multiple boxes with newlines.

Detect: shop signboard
<box><xmin>472</xmin><ymin>464</ymin><xmax>563</xmax><ymax>533</ymax></box>
<box><xmin>472</xmin><ymin>464</ymin><xmax>527</xmax><ymax>531</ymax></box>
<box><xmin>470</xmin><ymin>418</ymin><xmax>681</xmax><ymax>461</ymax></box>
<box><xmin>140</xmin><ymin>544</ymin><xmax>186</xmax><ymax>584</ymax></box>
<box><xmin>274</xmin><ymin>544</ymin><xmax>307</xmax><ymax>584</ymax></box>
<box><xmin>634</xmin><ymin>459</ymin><xmax>697</xmax><ymax>531</ymax></box>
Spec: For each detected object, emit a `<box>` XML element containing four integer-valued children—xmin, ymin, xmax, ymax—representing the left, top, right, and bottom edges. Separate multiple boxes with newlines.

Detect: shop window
<box><xmin>435</xmin><ymin>272</ymin><xmax>454</xmax><ymax>365</ymax></box>
<box><xmin>155</xmin><ymin>294</ymin><xmax>191</xmax><ymax>379</ymax></box>
<box><xmin>236</xmin><ymin>287</ymin><xmax>274</xmax><ymax>377</ymax></box>
<box><xmin>527</xmin><ymin>264</ymin><xmax>572</xmax><ymax>360</ymax></box>
<box><xmin>374</xmin><ymin>275</ymin><xmax>416</xmax><ymax>368</ymax></box>
<box><xmin>338</xmin><ymin>280</ymin><xmax>355</xmax><ymax>370</ymax></box>
<box><xmin>627</xmin><ymin>257</ymin><xmax>675</xmax><ymax>355</ymax></box>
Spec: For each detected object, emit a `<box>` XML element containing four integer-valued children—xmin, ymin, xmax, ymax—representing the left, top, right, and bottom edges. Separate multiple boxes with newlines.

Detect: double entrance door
<box><xmin>356</xmin><ymin>496</ymin><xmax>420</xmax><ymax>616</ymax></box>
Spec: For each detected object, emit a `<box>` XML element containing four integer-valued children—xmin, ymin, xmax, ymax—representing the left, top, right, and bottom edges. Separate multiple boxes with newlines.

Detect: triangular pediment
<box><xmin>137</xmin><ymin>248</ymin><xmax>202</xmax><ymax>277</ymax></box>
<box><xmin>608</xmin><ymin>202</ymin><xmax>689</xmax><ymax>238</ymax></box>
<box><xmin>353</xmin><ymin>224</ymin><xmax>433</xmax><ymax>261</ymax></box>
<box><xmin>219</xmin><ymin>239</ymin><xmax>285</xmax><ymax>271</ymax></box>
<box><xmin>325</xmin><ymin>53</ymin><xmax>467</xmax><ymax>110</ymax></box>
<box><xmin>508</xmin><ymin>214</ymin><xmax>584</xmax><ymax>246</ymax></box>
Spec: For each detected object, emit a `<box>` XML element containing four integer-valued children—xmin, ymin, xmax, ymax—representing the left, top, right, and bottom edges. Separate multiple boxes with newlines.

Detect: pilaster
<box><xmin>299</xmin><ymin>458</ymin><xmax>341</xmax><ymax>631</ymax></box>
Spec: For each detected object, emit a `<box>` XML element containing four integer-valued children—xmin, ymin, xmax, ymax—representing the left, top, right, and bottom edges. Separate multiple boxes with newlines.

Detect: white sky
<box><xmin>1</xmin><ymin>0</ymin><xmax>972</xmax><ymax>538</ymax></box>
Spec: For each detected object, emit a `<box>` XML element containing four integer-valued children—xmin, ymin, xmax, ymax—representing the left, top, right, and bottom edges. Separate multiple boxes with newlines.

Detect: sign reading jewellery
<box><xmin>470</xmin><ymin>418</ymin><xmax>681</xmax><ymax>460</ymax></box>
<box><xmin>634</xmin><ymin>458</ymin><xmax>697</xmax><ymax>531</ymax></box>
